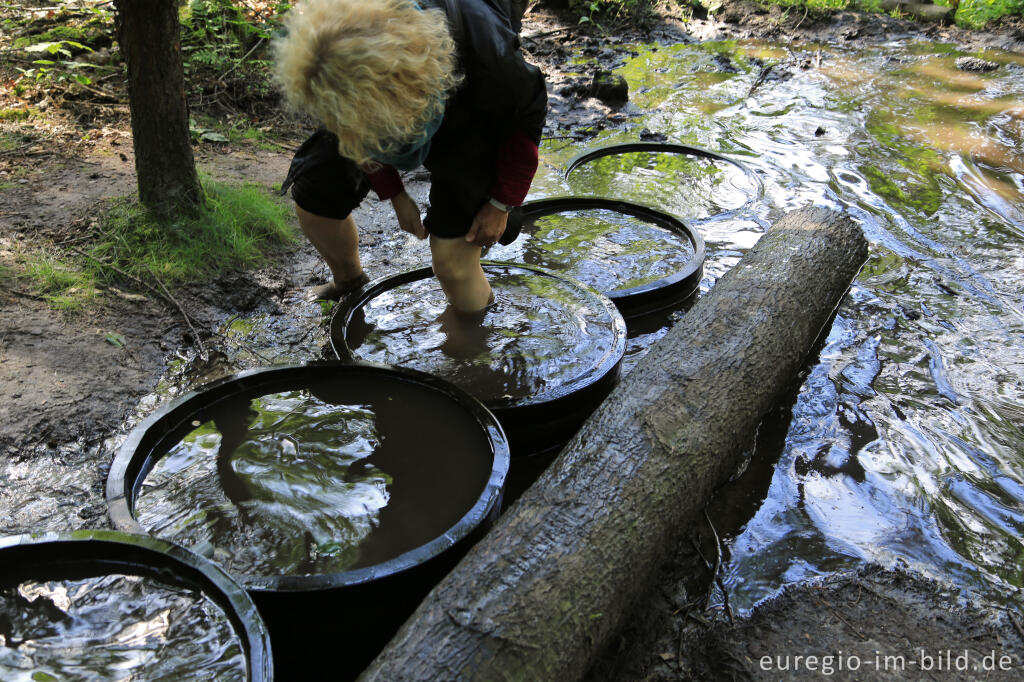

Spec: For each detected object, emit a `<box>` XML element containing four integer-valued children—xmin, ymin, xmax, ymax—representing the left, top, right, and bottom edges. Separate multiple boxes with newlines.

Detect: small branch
<box><xmin>2</xmin><ymin>288</ymin><xmax>47</xmax><ymax>302</ymax></box>
<box><xmin>1008</xmin><ymin>608</ymin><xmax>1024</xmax><ymax>646</ymax></box>
<box><xmin>522</xmin><ymin>27</ymin><xmax>572</xmax><ymax>41</ymax></box>
<box><xmin>68</xmin><ymin>247</ymin><xmax>208</xmax><ymax>357</ymax></box>
<box><xmin>216</xmin><ymin>37</ymin><xmax>265</xmax><ymax>82</ymax></box>
<box><xmin>794</xmin><ymin>5</ymin><xmax>810</xmax><ymax>31</ymax></box>
<box><xmin>745</xmin><ymin>64</ymin><xmax>774</xmax><ymax>100</ymax></box>
<box><xmin>144</xmin><ymin>264</ymin><xmax>208</xmax><ymax>359</ymax></box>
<box><xmin>72</xmin><ymin>80</ymin><xmax>121</xmax><ymax>102</ymax></box>
<box><xmin>206</xmin><ymin>328</ymin><xmax>273</xmax><ymax>365</ymax></box>
<box><xmin>703</xmin><ymin>509</ymin><xmax>734</xmax><ymax>625</ymax></box>
<box><xmin>814</xmin><ymin>591</ymin><xmax>867</xmax><ymax>640</ymax></box>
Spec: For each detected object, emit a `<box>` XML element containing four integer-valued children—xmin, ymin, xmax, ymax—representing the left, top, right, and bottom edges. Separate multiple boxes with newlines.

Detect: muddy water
<box><xmin>533</xmin><ymin>40</ymin><xmax>1024</xmax><ymax>610</ymax></box>
<box><xmin>135</xmin><ymin>378</ymin><xmax>492</xmax><ymax>578</ymax></box>
<box><xmin>0</xmin><ymin>574</ymin><xmax>245</xmax><ymax>680</ymax></box>
<box><xmin>343</xmin><ymin>265</ymin><xmax>624</xmax><ymax>407</ymax></box>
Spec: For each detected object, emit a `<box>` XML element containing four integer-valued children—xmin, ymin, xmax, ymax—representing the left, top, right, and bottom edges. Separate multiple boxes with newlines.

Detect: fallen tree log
<box><xmin>360</xmin><ymin>206</ymin><xmax>870</xmax><ymax>681</ymax></box>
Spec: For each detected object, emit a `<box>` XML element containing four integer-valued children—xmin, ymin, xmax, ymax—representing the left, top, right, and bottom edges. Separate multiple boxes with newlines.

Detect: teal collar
<box><xmin>375</xmin><ymin>106</ymin><xmax>445</xmax><ymax>170</ymax></box>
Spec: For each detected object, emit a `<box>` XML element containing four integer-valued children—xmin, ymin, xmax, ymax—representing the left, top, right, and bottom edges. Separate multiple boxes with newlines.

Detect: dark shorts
<box><xmin>281</xmin><ymin>130</ymin><xmax>521</xmax><ymax>241</ymax></box>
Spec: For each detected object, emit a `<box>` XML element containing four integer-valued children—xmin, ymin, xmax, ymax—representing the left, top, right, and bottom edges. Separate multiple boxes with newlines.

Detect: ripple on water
<box><xmin>0</xmin><ymin>574</ymin><xmax>246</xmax><ymax>681</ymax></box>
<box><xmin>135</xmin><ymin>377</ymin><xmax>493</xmax><ymax>579</ymax></box>
<box><xmin>586</xmin><ymin>38</ymin><xmax>1024</xmax><ymax>609</ymax></box>
<box><xmin>343</xmin><ymin>265</ymin><xmax>624</xmax><ymax>408</ymax></box>
<box><xmin>488</xmin><ymin>207</ymin><xmax>697</xmax><ymax>298</ymax></box>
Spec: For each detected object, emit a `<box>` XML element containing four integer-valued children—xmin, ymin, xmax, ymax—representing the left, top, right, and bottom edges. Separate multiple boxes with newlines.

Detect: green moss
<box><xmin>0</xmin><ymin>108</ymin><xmax>37</xmax><ymax>122</ymax></box>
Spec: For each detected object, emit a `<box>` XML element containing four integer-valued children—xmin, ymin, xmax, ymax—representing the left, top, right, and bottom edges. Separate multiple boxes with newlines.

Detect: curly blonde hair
<box><xmin>274</xmin><ymin>0</ymin><xmax>461</xmax><ymax>165</ymax></box>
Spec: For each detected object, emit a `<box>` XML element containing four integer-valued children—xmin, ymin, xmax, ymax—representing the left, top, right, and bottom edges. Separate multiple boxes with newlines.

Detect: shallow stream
<box><xmin>528</xmin><ymin>37</ymin><xmax>1023</xmax><ymax>611</ymax></box>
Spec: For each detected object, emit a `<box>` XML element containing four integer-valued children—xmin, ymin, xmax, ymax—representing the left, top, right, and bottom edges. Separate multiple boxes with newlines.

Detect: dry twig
<box><xmin>704</xmin><ymin>509</ymin><xmax>734</xmax><ymax>625</ymax></box>
<box><xmin>1007</xmin><ymin>608</ymin><xmax>1024</xmax><ymax>646</ymax></box>
<box><xmin>144</xmin><ymin>265</ymin><xmax>208</xmax><ymax>359</ymax></box>
<box><xmin>69</xmin><ymin>247</ymin><xmax>209</xmax><ymax>357</ymax></box>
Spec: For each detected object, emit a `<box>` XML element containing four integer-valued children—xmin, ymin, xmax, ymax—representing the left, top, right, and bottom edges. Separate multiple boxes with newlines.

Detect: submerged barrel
<box><xmin>330</xmin><ymin>262</ymin><xmax>628</xmax><ymax>457</ymax></box>
<box><xmin>564</xmin><ymin>141</ymin><xmax>764</xmax><ymax>222</ymax></box>
<box><xmin>107</xmin><ymin>363</ymin><xmax>509</xmax><ymax>680</ymax></box>
<box><xmin>488</xmin><ymin>197</ymin><xmax>706</xmax><ymax>320</ymax></box>
<box><xmin>0</xmin><ymin>530</ymin><xmax>272</xmax><ymax>681</ymax></box>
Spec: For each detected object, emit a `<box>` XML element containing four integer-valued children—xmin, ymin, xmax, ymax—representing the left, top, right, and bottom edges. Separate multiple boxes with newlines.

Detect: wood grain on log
<box><xmin>361</xmin><ymin>206</ymin><xmax>869</xmax><ymax>682</ymax></box>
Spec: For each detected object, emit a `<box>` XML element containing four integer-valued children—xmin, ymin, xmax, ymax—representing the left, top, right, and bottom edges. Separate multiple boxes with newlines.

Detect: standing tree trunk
<box><xmin>115</xmin><ymin>0</ymin><xmax>202</xmax><ymax>217</ymax></box>
<box><xmin>360</xmin><ymin>206</ymin><xmax>869</xmax><ymax>681</ymax></box>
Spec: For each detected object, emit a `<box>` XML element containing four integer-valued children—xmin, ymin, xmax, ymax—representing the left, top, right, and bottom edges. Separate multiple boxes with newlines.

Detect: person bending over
<box><xmin>274</xmin><ymin>0</ymin><xmax>547</xmax><ymax>313</ymax></box>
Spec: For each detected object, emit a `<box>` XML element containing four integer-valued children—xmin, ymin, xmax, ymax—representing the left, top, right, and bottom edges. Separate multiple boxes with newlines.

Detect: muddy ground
<box><xmin>1</xmin><ymin>2</ymin><xmax>1023</xmax><ymax>678</ymax></box>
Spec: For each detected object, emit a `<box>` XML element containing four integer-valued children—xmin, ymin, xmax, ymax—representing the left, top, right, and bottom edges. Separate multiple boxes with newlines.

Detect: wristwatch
<box><xmin>488</xmin><ymin>197</ymin><xmax>512</xmax><ymax>213</ymax></box>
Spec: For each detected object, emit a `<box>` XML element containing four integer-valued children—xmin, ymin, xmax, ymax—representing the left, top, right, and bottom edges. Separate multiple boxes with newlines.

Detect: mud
<box><xmin>590</xmin><ymin>562</ymin><xmax>1024</xmax><ymax>681</ymax></box>
<box><xmin>2</xmin><ymin>2</ymin><xmax>1024</xmax><ymax>677</ymax></box>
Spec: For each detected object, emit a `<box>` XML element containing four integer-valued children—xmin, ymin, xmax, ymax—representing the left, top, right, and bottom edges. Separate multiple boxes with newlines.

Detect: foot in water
<box><xmin>310</xmin><ymin>272</ymin><xmax>370</xmax><ymax>301</ymax></box>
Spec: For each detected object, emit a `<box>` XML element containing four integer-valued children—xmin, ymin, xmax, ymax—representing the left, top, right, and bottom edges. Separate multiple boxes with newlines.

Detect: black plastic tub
<box><xmin>0</xmin><ymin>530</ymin><xmax>272</xmax><ymax>681</ymax></box>
<box><xmin>330</xmin><ymin>262</ymin><xmax>628</xmax><ymax>456</ymax></box>
<box><xmin>564</xmin><ymin>140</ymin><xmax>764</xmax><ymax>221</ymax></box>
<box><xmin>511</xmin><ymin>196</ymin><xmax>706</xmax><ymax>320</ymax></box>
<box><xmin>107</xmin><ymin>362</ymin><xmax>510</xmax><ymax>680</ymax></box>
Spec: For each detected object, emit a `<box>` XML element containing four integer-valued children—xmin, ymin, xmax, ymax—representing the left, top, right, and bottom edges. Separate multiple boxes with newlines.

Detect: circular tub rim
<box><xmin>564</xmin><ymin>141</ymin><xmax>764</xmax><ymax>220</ymax></box>
<box><xmin>0</xmin><ymin>529</ymin><xmax>273</xmax><ymax>682</ymax></box>
<box><xmin>106</xmin><ymin>361</ymin><xmax>510</xmax><ymax>593</ymax></box>
<box><xmin>517</xmin><ymin>196</ymin><xmax>706</xmax><ymax>317</ymax></box>
<box><xmin>329</xmin><ymin>261</ymin><xmax>628</xmax><ymax>410</ymax></box>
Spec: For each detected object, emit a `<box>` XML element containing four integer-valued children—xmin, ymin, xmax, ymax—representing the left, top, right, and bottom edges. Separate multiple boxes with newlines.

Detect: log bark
<box><xmin>115</xmin><ymin>0</ymin><xmax>202</xmax><ymax>217</ymax></box>
<box><xmin>360</xmin><ymin>206</ymin><xmax>869</xmax><ymax>681</ymax></box>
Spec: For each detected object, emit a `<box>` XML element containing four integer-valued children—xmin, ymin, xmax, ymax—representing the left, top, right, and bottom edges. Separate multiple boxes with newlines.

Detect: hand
<box><xmin>465</xmin><ymin>201</ymin><xmax>508</xmax><ymax>248</ymax></box>
<box><xmin>391</xmin><ymin>192</ymin><xmax>428</xmax><ymax>239</ymax></box>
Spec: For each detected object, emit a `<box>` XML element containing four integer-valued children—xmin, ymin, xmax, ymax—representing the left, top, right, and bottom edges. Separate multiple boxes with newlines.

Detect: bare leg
<box><xmin>296</xmin><ymin>205</ymin><xmax>363</xmax><ymax>282</ymax></box>
<box><xmin>295</xmin><ymin>205</ymin><xmax>366</xmax><ymax>298</ymax></box>
<box><xmin>430</xmin><ymin>236</ymin><xmax>492</xmax><ymax>313</ymax></box>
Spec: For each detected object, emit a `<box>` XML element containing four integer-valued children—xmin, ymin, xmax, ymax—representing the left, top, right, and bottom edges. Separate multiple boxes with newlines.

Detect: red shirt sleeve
<box><xmin>490</xmin><ymin>130</ymin><xmax>538</xmax><ymax>207</ymax></box>
<box><xmin>363</xmin><ymin>163</ymin><xmax>404</xmax><ymax>201</ymax></box>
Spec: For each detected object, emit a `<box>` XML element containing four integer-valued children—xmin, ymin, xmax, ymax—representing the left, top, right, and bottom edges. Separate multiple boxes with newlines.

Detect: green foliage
<box><xmin>178</xmin><ymin>1</ymin><xmax>291</xmax><ymax>112</ymax></box>
<box><xmin>6</xmin><ymin>2</ymin><xmax>291</xmax><ymax>113</ymax></box>
<box><xmin>954</xmin><ymin>0</ymin><xmax>1024</xmax><ymax>29</ymax></box>
<box><xmin>180</xmin><ymin>0</ymin><xmax>290</xmax><ymax>70</ymax></box>
<box><xmin>12</xmin><ymin>23</ymin><xmax>106</xmax><ymax>51</ymax></box>
<box><xmin>7</xmin><ymin>3</ymin><xmax>116</xmax><ymax>92</ymax></box>
<box><xmin>741</xmin><ymin>0</ymin><xmax>1024</xmax><ymax>28</ymax></box>
<box><xmin>573</xmin><ymin>0</ymin><xmax>653</xmax><ymax>27</ymax></box>
<box><xmin>12</xmin><ymin>176</ymin><xmax>296</xmax><ymax>310</ymax></box>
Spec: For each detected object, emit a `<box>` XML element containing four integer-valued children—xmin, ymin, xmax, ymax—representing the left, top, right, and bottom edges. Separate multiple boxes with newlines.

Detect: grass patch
<box><xmin>89</xmin><ymin>176</ymin><xmax>296</xmax><ymax>283</ymax></box>
<box><xmin>12</xmin><ymin>176</ymin><xmax>296</xmax><ymax>310</ymax></box>
<box><xmin>23</xmin><ymin>253</ymin><xmax>99</xmax><ymax>309</ymax></box>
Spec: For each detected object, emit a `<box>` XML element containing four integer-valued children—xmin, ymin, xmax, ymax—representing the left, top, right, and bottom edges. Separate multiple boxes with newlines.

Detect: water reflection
<box><xmin>0</xmin><ymin>575</ymin><xmax>245</xmax><ymax>680</ymax></box>
<box><xmin>343</xmin><ymin>267</ymin><xmax>623</xmax><ymax>408</ymax></box>
<box><xmin>488</xmin><ymin>208</ymin><xmax>696</xmax><ymax>295</ymax></box>
<box><xmin>135</xmin><ymin>380</ymin><xmax>492</xmax><ymax>578</ymax></box>
<box><xmin>541</xmin><ymin>38</ymin><xmax>1024</xmax><ymax>610</ymax></box>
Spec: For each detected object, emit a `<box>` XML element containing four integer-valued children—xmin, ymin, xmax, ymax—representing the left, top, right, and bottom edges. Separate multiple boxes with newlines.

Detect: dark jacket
<box><xmin>421</xmin><ymin>0</ymin><xmax>547</xmax><ymax>204</ymax></box>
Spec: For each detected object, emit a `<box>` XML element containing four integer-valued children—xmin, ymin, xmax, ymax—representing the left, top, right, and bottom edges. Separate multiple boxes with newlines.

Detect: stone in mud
<box><xmin>590</xmin><ymin>70</ymin><xmax>628</xmax><ymax>105</ymax></box>
<box><xmin>955</xmin><ymin>56</ymin><xmax>1000</xmax><ymax>72</ymax></box>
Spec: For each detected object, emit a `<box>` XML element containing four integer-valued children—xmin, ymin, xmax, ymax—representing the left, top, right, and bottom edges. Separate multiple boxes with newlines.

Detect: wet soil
<box><xmin>2</xmin><ymin>3</ymin><xmax>1023</xmax><ymax>678</ymax></box>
